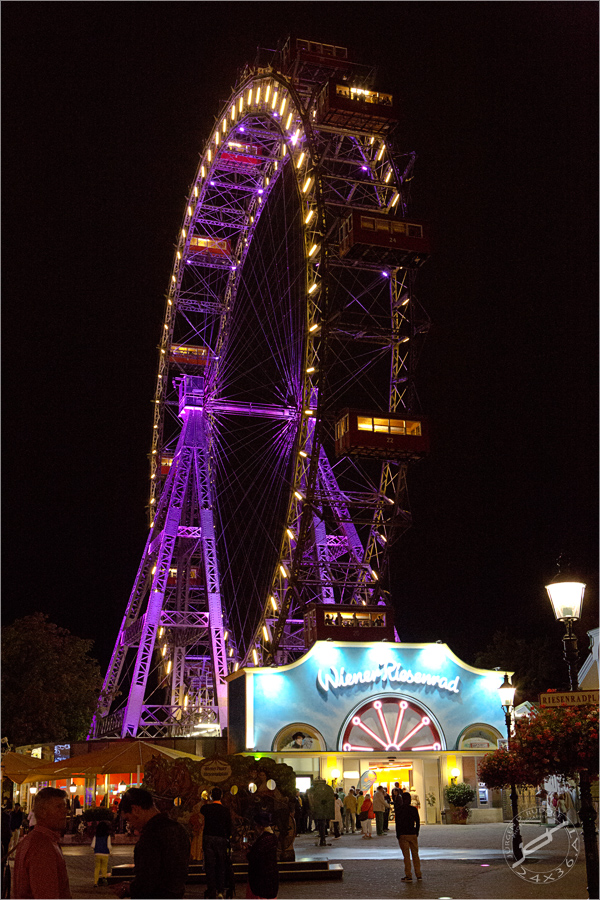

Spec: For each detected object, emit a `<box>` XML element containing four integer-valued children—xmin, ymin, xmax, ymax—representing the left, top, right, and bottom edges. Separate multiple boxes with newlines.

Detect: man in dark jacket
<box><xmin>117</xmin><ymin>788</ymin><xmax>190</xmax><ymax>899</ymax></box>
<box><xmin>200</xmin><ymin>787</ymin><xmax>233</xmax><ymax>899</ymax></box>
<box><xmin>247</xmin><ymin>812</ymin><xmax>278</xmax><ymax>900</ymax></box>
<box><xmin>395</xmin><ymin>791</ymin><xmax>422</xmax><ymax>882</ymax></box>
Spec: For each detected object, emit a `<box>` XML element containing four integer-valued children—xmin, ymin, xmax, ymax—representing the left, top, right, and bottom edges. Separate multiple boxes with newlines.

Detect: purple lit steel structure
<box><xmin>90</xmin><ymin>38</ymin><xmax>430</xmax><ymax>740</ymax></box>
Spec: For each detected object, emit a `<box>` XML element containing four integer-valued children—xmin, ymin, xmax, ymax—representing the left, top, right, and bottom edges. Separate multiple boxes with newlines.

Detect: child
<box><xmin>91</xmin><ymin>820</ymin><xmax>112</xmax><ymax>887</ymax></box>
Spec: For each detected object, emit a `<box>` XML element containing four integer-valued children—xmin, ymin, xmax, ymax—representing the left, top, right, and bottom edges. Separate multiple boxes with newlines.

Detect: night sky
<box><xmin>3</xmin><ymin>3</ymin><xmax>597</xmax><ymax>676</ymax></box>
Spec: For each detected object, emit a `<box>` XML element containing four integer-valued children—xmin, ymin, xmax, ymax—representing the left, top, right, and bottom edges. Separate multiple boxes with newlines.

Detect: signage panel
<box><xmin>539</xmin><ymin>690</ymin><xmax>599</xmax><ymax>707</ymax></box>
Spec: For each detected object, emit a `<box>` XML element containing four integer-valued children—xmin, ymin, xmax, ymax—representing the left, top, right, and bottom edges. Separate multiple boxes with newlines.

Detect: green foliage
<box><xmin>473</xmin><ymin>630</ymin><xmax>566</xmax><ymax>702</ymax></box>
<box><xmin>1</xmin><ymin>613</ymin><xmax>103</xmax><ymax>745</ymax></box>
<box><xmin>445</xmin><ymin>782</ymin><xmax>476</xmax><ymax>808</ymax></box>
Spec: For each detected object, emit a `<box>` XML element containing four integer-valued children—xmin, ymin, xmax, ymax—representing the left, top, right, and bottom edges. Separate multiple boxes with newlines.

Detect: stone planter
<box><xmin>425</xmin><ymin>807</ymin><xmax>438</xmax><ymax>824</ymax></box>
<box><xmin>446</xmin><ymin>806</ymin><xmax>469</xmax><ymax>824</ymax></box>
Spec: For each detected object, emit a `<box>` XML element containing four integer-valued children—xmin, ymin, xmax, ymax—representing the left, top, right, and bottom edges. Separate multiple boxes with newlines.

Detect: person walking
<box><xmin>373</xmin><ymin>786</ymin><xmax>390</xmax><ymax>836</ymax></box>
<box><xmin>395</xmin><ymin>791</ymin><xmax>422</xmax><ymax>882</ymax></box>
<box><xmin>343</xmin><ymin>789</ymin><xmax>357</xmax><ymax>834</ymax></box>
<box><xmin>200</xmin><ymin>787</ymin><xmax>233</xmax><ymax>899</ymax></box>
<box><xmin>359</xmin><ymin>792</ymin><xmax>374</xmax><ymax>839</ymax></box>
<box><xmin>91</xmin><ymin>819</ymin><xmax>112</xmax><ymax>887</ymax></box>
<box><xmin>246</xmin><ymin>812</ymin><xmax>278</xmax><ymax>900</ymax></box>
<box><xmin>116</xmin><ymin>787</ymin><xmax>190</xmax><ymax>899</ymax></box>
<box><xmin>12</xmin><ymin>787</ymin><xmax>71</xmax><ymax>899</ymax></box>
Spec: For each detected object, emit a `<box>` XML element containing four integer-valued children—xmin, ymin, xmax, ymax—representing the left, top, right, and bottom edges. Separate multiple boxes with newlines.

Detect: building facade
<box><xmin>227</xmin><ymin>638</ymin><xmax>508</xmax><ymax>822</ymax></box>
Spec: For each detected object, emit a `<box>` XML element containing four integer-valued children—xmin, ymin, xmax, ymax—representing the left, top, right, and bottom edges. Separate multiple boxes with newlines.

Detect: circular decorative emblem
<box><xmin>502</xmin><ymin>806</ymin><xmax>580</xmax><ymax>885</ymax></box>
<box><xmin>341</xmin><ymin>698</ymin><xmax>442</xmax><ymax>752</ymax></box>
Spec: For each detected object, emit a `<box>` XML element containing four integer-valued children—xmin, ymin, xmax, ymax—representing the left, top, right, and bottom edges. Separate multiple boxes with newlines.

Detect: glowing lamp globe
<box><xmin>498</xmin><ymin>673</ymin><xmax>516</xmax><ymax>711</ymax></box>
<box><xmin>69</xmin><ymin>783</ymin><xmax>77</xmax><ymax>794</ymax></box>
<box><xmin>545</xmin><ymin>576</ymin><xmax>586</xmax><ymax>621</ymax></box>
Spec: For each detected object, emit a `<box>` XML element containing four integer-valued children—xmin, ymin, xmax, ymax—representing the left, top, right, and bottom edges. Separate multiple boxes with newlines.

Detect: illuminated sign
<box><xmin>317</xmin><ymin>661</ymin><xmax>460</xmax><ymax>695</ymax></box>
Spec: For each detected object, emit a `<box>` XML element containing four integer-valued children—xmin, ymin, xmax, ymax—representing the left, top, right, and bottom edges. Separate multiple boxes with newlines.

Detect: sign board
<box><xmin>539</xmin><ymin>690</ymin><xmax>599</xmax><ymax>707</ymax></box>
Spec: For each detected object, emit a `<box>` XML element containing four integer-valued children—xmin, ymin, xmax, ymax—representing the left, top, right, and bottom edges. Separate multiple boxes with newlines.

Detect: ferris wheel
<box><xmin>90</xmin><ymin>37</ymin><xmax>431</xmax><ymax>741</ymax></box>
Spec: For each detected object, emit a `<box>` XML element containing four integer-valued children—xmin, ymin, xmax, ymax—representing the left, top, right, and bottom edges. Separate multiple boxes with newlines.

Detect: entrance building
<box><xmin>227</xmin><ymin>609</ymin><xmax>507</xmax><ymax>822</ymax></box>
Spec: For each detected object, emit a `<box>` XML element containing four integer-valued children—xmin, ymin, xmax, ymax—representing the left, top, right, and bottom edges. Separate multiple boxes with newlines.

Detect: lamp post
<box><xmin>498</xmin><ymin>673</ymin><xmax>523</xmax><ymax>862</ymax></box>
<box><xmin>545</xmin><ymin>563</ymin><xmax>598</xmax><ymax>900</ymax></box>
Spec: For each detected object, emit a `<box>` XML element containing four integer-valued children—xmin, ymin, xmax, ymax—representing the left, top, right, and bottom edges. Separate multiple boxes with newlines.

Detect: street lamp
<box><xmin>498</xmin><ymin>673</ymin><xmax>523</xmax><ymax>862</ymax></box>
<box><xmin>545</xmin><ymin>566</ymin><xmax>586</xmax><ymax>692</ymax></box>
<box><xmin>545</xmin><ymin>561</ymin><xmax>598</xmax><ymax>900</ymax></box>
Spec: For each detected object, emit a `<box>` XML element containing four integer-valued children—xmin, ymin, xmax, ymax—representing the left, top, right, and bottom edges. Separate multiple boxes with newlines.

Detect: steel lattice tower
<box><xmin>90</xmin><ymin>37</ymin><xmax>430</xmax><ymax>740</ymax></box>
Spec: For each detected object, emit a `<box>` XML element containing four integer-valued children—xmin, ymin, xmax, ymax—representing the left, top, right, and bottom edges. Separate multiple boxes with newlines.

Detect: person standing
<box><xmin>359</xmin><ymin>792</ymin><xmax>374</xmax><ymax>839</ymax></box>
<box><xmin>200</xmin><ymin>787</ymin><xmax>233</xmax><ymax>899</ymax></box>
<box><xmin>383</xmin><ymin>790</ymin><xmax>392</xmax><ymax>833</ymax></box>
<box><xmin>343</xmin><ymin>789</ymin><xmax>357</xmax><ymax>834</ymax></box>
<box><xmin>116</xmin><ymin>787</ymin><xmax>190</xmax><ymax>899</ymax></box>
<box><xmin>91</xmin><ymin>819</ymin><xmax>112</xmax><ymax>887</ymax></box>
<box><xmin>395</xmin><ymin>791</ymin><xmax>422</xmax><ymax>882</ymax></box>
<box><xmin>12</xmin><ymin>787</ymin><xmax>71</xmax><ymax>899</ymax></box>
<box><xmin>8</xmin><ymin>803</ymin><xmax>24</xmax><ymax>853</ymax></box>
<box><xmin>330</xmin><ymin>793</ymin><xmax>343</xmax><ymax>839</ymax></box>
<box><xmin>373</xmin><ymin>786</ymin><xmax>390</xmax><ymax>836</ymax></box>
<box><xmin>355</xmin><ymin>790</ymin><xmax>364</xmax><ymax>832</ymax></box>
<box><xmin>246</xmin><ymin>812</ymin><xmax>278</xmax><ymax>900</ymax></box>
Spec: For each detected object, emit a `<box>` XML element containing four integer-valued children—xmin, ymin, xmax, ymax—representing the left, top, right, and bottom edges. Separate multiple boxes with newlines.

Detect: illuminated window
<box><xmin>392</xmin><ymin>222</ymin><xmax>407</xmax><ymax>234</ymax></box>
<box><xmin>357</xmin><ymin>416</ymin><xmax>373</xmax><ymax>431</ymax></box>
<box><xmin>373</xmin><ymin>417</ymin><xmax>389</xmax><ymax>433</ymax></box>
<box><xmin>361</xmin><ymin>217</ymin><xmax>375</xmax><ymax>231</ymax></box>
<box><xmin>375</xmin><ymin>219</ymin><xmax>390</xmax><ymax>233</ymax></box>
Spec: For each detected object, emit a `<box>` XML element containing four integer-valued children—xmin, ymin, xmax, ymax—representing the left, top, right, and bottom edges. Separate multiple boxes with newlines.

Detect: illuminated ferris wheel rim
<box><xmin>149</xmin><ymin>65</ymin><xmax>411</xmax><ymax>668</ymax></box>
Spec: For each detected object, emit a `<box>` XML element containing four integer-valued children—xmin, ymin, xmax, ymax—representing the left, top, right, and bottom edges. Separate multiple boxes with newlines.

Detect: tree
<box><xmin>1</xmin><ymin>613</ymin><xmax>102</xmax><ymax>745</ymax></box>
<box><xmin>473</xmin><ymin>630</ymin><xmax>567</xmax><ymax>702</ymax></box>
<box><xmin>478</xmin><ymin>704</ymin><xmax>599</xmax><ymax>788</ymax></box>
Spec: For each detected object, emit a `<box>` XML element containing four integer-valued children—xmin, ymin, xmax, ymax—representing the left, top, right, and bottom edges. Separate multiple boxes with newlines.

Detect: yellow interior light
<box><xmin>161</xmin><ymin>644</ymin><xmax>166</xmax><ymax>656</ymax></box>
<box><xmin>166</xmin><ymin>660</ymin><xmax>172</xmax><ymax>674</ymax></box>
<box><xmin>184</xmin><ymin>695</ymin><xmax>188</xmax><ymax>708</ymax></box>
<box><xmin>308</xmin><ymin>243</ymin><xmax>318</xmax><ymax>256</ymax></box>
<box><xmin>271</xmin><ymin>91</ymin><xmax>278</xmax><ymax>109</ymax></box>
<box><xmin>270</xmin><ymin>595</ymin><xmax>278</xmax><ymax>611</ymax></box>
<box><xmin>295</xmin><ymin>491</ymin><xmax>304</xmax><ymax>500</ymax></box>
<box><xmin>207</xmin><ymin>149</ymin><xmax>212</xmax><ymax>162</ymax></box>
<box><xmin>304</xmin><ymin>209</ymin><xmax>314</xmax><ymax>224</ymax></box>
<box><xmin>215</xmin><ymin>131</ymin><xmax>220</xmax><ymax>146</ymax></box>
<box><xmin>230</xmin><ymin>105</ymin><xmax>236</xmax><ymax>120</ymax></box>
<box><xmin>391</xmin><ymin>193</ymin><xmax>399</xmax><ymax>207</ymax></box>
<box><xmin>176</xmin><ymin>251</ymin><xmax>181</xmax><ymax>260</ymax></box>
<box><xmin>262</xmin><ymin>625</ymin><xmax>269</xmax><ymax>641</ymax></box>
<box><xmin>181</xmin><ymin>228</ymin><xmax>187</xmax><ymax>238</ymax></box>
<box><xmin>296</xmin><ymin>151</ymin><xmax>305</xmax><ymax>168</ymax></box>
<box><xmin>252</xmin><ymin>648</ymin><xmax>258</xmax><ymax>665</ymax></box>
<box><xmin>158</xmin><ymin>627</ymin><xmax>164</xmax><ymax>638</ymax></box>
<box><xmin>309</xmin><ymin>322</ymin><xmax>319</xmax><ymax>332</ymax></box>
<box><xmin>282</xmin><ymin>144</ymin><xmax>287</xmax><ymax>156</ymax></box>
<box><xmin>384</xmin><ymin>170</ymin><xmax>392</xmax><ymax>183</ymax></box>
<box><xmin>287</xmin><ymin>529</ymin><xmax>295</xmax><ymax>540</ymax></box>
<box><xmin>280</xmin><ymin>564</ymin><xmax>288</xmax><ymax>578</ymax></box>
<box><xmin>171</xmin><ymin>276</ymin><xmax>176</xmax><ymax>283</ymax></box>
<box><xmin>308</xmin><ymin>283</ymin><xmax>318</xmax><ymax>293</ymax></box>
<box><xmin>400</xmin><ymin>336</ymin><xmax>409</xmax><ymax>343</ymax></box>
<box><xmin>222</xmin><ymin>119</ymin><xmax>227</xmax><ymax>133</ymax></box>
<box><xmin>201</xmin><ymin>165</ymin><xmax>206</xmax><ymax>178</ymax></box>
<box><xmin>371</xmin><ymin>570</ymin><xmax>379</xmax><ymax>580</ymax></box>
<box><xmin>306</xmin><ymin>366</ymin><xmax>315</xmax><ymax>373</ymax></box>
<box><xmin>265</xmin><ymin>85</ymin><xmax>271</xmax><ymax>102</ymax></box>
<box><xmin>299</xmin><ymin>450</ymin><xmax>308</xmax><ymax>457</ymax></box>
<box><xmin>255</xmin><ymin>87</ymin><xmax>261</xmax><ymax>103</ymax></box>
<box><xmin>224</xmin><ymin>630</ymin><xmax>229</xmax><ymax>641</ymax></box>
<box><xmin>239</xmin><ymin>96</ymin><xmax>244</xmax><ymax>113</ymax></box>
<box><xmin>377</xmin><ymin>144</ymin><xmax>386</xmax><ymax>161</ymax></box>
<box><xmin>187</xmin><ymin>206</ymin><xmax>193</xmax><ymax>216</ymax></box>
<box><xmin>302</xmin><ymin>177</ymin><xmax>313</xmax><ymax>194</ymax></box>
<box><xmin>280</xmin><ymin>97</ymin><xmax>287</xmax><ymax>116</ymax></box>
<box><xmin>304</xmin><ymin>409</ymin><xmax>313</xmax><ymax>415</ymax></box>
<box><xmin>194</xmin><ymin>185</ymin><xmax>199</xmax><ymax>197</ymax></box>
<box><xmin>286</xmin><ymin>112</ymin><xmax>293</xmax><ymax>129</ymax></box>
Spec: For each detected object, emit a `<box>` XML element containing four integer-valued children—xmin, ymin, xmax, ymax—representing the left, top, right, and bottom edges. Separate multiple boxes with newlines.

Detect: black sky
<box><xmin>3</xmin><ymin>2</ymin><xmax>598</xmax><ymax>674</ymax></box>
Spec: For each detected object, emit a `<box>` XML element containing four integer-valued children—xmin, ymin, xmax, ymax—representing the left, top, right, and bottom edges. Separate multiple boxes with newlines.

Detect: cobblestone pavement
<box><xmin>49</xmin><ymin>822</ymin><xmax>591</xmax><ymax>900</ymax></box>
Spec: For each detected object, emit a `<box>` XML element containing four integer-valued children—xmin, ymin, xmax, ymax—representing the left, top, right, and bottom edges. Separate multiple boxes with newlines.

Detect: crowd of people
<box><xmin>3</xmin><ymin>780</ymin><xmax>426</xmax><ymax>898</ymax></box>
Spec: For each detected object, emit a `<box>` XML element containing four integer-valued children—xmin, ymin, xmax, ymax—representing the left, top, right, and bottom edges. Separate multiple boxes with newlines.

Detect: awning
<box><xmin>19</xmin><ymin>740</ymin><xmax>202</xmax><ymax>783</ymax></box>
<box><xmin>1</xmin><ymin>752</ymin><xmax>55</xmax><ymax>785</ymax></box>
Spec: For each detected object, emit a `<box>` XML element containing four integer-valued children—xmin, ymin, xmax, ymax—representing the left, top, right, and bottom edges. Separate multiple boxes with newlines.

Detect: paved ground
<box><xmin>45</xmin><ymin>822</ymin><xmax>593</xmax><ymax>899</ymax></box>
